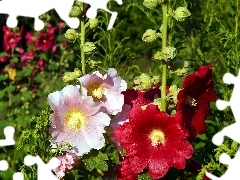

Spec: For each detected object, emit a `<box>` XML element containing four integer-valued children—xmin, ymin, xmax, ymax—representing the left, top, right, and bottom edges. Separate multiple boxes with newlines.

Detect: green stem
<box><xmin>161</xmin><ymin>4</ymin><xmax>168</xmax><ymax>112</ymax></box>
<box><xmin>80</xmin><ymin>6</ymin><xmax>86</xmax><ymax>75</ymax></box>
<box><xmin>235</xmin><ymin>0</ymin><xmax>239</xmax><ymax>40</ymax></box>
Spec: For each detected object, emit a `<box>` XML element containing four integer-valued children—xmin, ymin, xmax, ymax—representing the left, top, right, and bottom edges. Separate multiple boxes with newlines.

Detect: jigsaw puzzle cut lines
<box><xmin>205</xmin><ymin>70</ymin><xmax>240</xmax><ymax>179</ymax></box>
<box><xmin>0</xmin><ymin>0</ymin><xmax>123</xmax><ymax>30</ymax></box>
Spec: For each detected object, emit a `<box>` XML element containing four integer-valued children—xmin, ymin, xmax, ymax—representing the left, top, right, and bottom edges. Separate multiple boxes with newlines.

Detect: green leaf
<box><xmin>195</xmin><ymin>142</ymin><xmax>205</xmax><ymax>150</ymax></box>
<box><xmin>21</xmin><ymin>91</ymin><xmax>32</xmax><ymax>100</ymax></box>
<box><xmin>0</xmin><ymin>52</ymin><xmax>7</xmax><ymax>57</ymax></box>
<box><xmin>82</xmin><ymin>150</ymin><xmax>108</xmax><ymax>172</ymax></box>
<box><xmin>0</xmin><ymin>74</ymin><xmax>8</xmax><ymax>81</ymax></box>
<box><xmin>5</xmin><ymin>85</ymin><xmax>16</xmax><ymax>92</ymax></box>
<box><xmin>10</xmin><ymin>57</ymin><xmax>19</xmax><ymax>63</ymax></box>
<box><xmin>138</xmin><ymin>172</ymin><xmax>151</xmax><ymax>180</ymax></box>
<box><xmin>197</xmin><ymin>134</ymin><xmax>207</xmax><ymax>141</ymax></box>
<box><xmin>0</xmin><ymin>89</ymin><xmax>5</xmax><ymax>99</ymax></box>
<box><xmin>21</xmin><ymin>66</ymin><xmax>33</xmax><ymax>77</ymax></box>
<box><xmin>39</xmin><ymin>53</ymin><xmax>47</xmax><ymax>60</ymax></box>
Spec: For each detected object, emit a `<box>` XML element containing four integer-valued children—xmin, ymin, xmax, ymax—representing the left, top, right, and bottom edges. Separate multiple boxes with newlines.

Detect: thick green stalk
<box><xmin>80</xmin><ymin>6</ymin><xmax>86</xmax><ymax>75</ymax></box>
<box><xmin>161</xmin><ymin>4</ymin><xmax>168</xmax><ymax>112</ymax></box>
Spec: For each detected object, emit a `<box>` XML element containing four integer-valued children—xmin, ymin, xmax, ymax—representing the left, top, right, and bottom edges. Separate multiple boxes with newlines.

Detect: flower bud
<box><xmin>154</xmin><ymin>46</ymin><xmax>177</xmax><ymax>61</ymax></box>
<box><xmin>134</xmin><ymin>73</ymin><xmax>152</xmax><ymax>90</ymax></box>
<box><xmin>142</xmin><ymin>29</ymin><xmax>158</xmax><ymax>43</ymax></box>
<box><xmin>143</xmin><ymin>0</ymin><xmax>164</xmax><ymax>9</ymax></box>
<box><xmin>73</xmin><ymin>68</ymin><xmax>82</xmax><ymax>78</ymax></box>
<box><xmin>173</xmin><ymin>7</ymin><xmax>191</xmax><ymax>21</ymax></box>
<box><xmin>83</xmin><ymin>42</ymin><xmax>96</xmax><ymax>54</ymax></box>
<box><xmin>62</xmin><ymin>72</ymin><xmax>75</xmax><ymax>83</ymax></box>
<box><xmin>170</xmin><ymin>59</ymin><xmax>190</xmax><ymax>76</ymax></box>
<box><xmin>89</xmin><ymin>18</ymin><xmax>98</xmax><ymax>29</ymax></box>
<box><xmin>70</xmin><ymin>6</ymin><xmax>82</xmax><ymax>17</ymax></box>
<box><xmin>75</xmin><ymin>0</ymin><xmax>84</xmax><ymax>8</ymax></box>
<box><xmin>64</xmin><ymin>29</ymin><xmax>79</xmax><ymax>43</ymax></box>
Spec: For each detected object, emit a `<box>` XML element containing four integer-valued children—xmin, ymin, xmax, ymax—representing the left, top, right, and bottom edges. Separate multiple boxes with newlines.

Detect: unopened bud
<box><xmin>89</xmin><ymin>18</ymin><xmax>98</xmax><ymax>29</ymax></box>
<box><xmin>64</xmin><ymin>29</ymin><xmax>79</xmax><ymax>43</ymax></box>
<box><xmin>142</xmin><ymin>29</ymin><xmax>158</xmax><ymax>43</ymax></box>
<box><xmin>70</xmin><ymin>6</ymin><xmax>82</xmax><ymax>17</ymax></box>
<box><xmin>73</xmin><ymin>68</ymin><xmax>82</xmax><ymax>78</ymax></box>
<box><xmin>134</xmin><ymin>73</ymin><xmax>152</xmax><ymax>90</ymax></box>
<box><xmin>62</xmin><ymin>72</ymin><xmax>75</xmax><ymax>83</ymax></box>
<box><xmin>143</xmin><ymin>0</ymin><xmax>164</xmax><ymax>9</ymax></box>
<box><xmin>173</xmin><ymin>7</ymin><xmax>191</xmax><ymax>21</ymax></box>
<box><xmin>154</xmin><ymin>46</ymin><xmax>177</xmax><ymax>61</ymax></box>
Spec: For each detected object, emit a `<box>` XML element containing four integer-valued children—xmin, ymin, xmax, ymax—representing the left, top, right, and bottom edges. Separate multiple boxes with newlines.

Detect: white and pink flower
<box><xmin>53</xmin><ymin>153</ymin><xmax>80</xmax><ymax>179</ymax></box>
<box><xmin>48</xmin><ymin>85</ymin><xmax>111</xmax><ymax>156</ymax></box>
<box><xmin>77</xmin><ymin>68</ymin><xmax>127</xmax><ymax>115</ymax></box>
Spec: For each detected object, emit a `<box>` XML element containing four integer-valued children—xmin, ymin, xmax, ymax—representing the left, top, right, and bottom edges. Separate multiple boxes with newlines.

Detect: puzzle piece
<box><xmin>0</xmin><ymin>126</ymin><xmax>15</xmax><ymax>147</ymax></box>
<box><xmin>79</xmin><ymin>0</ymin><xmax>123</xmax><ymax>30</ymax></box>
<box><xmin>206</xmin><ymin>148</ymin><xmax>240</xmax><ymax>179</ymax></box>
<box><xmin>205</xmin><ymin>70</ymin><xmax>240</xmax><ymax>179</ymax></box>
<box><xmin>0</xmin><ymin>0</ymin><xmax>79</xmax><ymax>31</ymax></box>
<box><xmin>211</xmin><ymin>71</ymin><xmax>240</xmax><ymax>146</ymax></box>
<box><xmin>24</xmin><ymin>155</ymin><xmax>60</xmax><ymax>180</ymax></box>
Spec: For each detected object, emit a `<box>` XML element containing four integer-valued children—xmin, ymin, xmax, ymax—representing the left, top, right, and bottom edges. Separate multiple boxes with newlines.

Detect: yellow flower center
<box><xmin>64</xmin><ymin>109</ymin><xmax>86</xmax><ymax>130</ymax></box>
<box><xmin>87</xmin><ymin>82</ymin><xmax>104</xmax><ymax>100</ymax></box>
<box><xmin>149</xmin><ymin>129</ymin><xmax>165</xmax><ymax>146</ymax></box>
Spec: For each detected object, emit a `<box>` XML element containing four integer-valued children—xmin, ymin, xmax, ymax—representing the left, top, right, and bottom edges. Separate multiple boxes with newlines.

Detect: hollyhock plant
<box><xmin>114</xmin><ymin>104</ymin><xmax>193</xmax><ymax>179</ymax></box>
<box><xmin>176</xmin><ymin>64</ymin><xmax>217</xmax><ymax>141</ymax></box>
<box><xmin>78</xmin><ymin>68</ymin><xmax>127</xmax><ymax>115</ymax></box>
<box><xmin>53</xmin><ymin>153</ymin><xmax>80</xmax><ymax>179</ymax></box>
<box><xmin>48</xmin><ymin>85</ymin><xmax>111</xmax><ymax>156</ymax></box>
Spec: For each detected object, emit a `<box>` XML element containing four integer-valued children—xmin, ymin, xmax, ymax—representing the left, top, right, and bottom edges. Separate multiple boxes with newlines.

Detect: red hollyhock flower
<box><xmin>122</xmin><ymin>87</ymin><xmax>161</xmax><ymax>108</ymax></box>
<box><xmin>25</xmin><ymin>32</ymin><xmax>35</xmax><ymax>45</ymax></box>
<box><xmin>3</xmin><ymin>26</ymin><xmax>23</xmax><ymax>52</ymax></box>
<box><xmin>114</xmin><ymin>104</ymin><xmax>193</xmax><ymax>179</ymax></box>
<box><xmin>35</xmin><ymin>25</ymin><xmax>56</xmax><ymax>51</ymax></box>
<box><xmin>115</xmin><ymin>156</ymin><xmax>139</xmax><ymax>180</ymax></box>
<box><xmin>176</xmin><ymin>64</ymin><xmax>217</xmax><ymax>141</ymax></box>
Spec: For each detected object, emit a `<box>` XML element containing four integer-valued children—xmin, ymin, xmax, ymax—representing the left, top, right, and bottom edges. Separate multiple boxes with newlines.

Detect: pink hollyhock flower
<box><xmin>35</xmin><ymin>27</ymin><xmax>55</xmax><ymax>51</ymax></box>
<box><xmin>20</xmin><ymin>50</ymin><xmax>35</xmax><ymax>67</ymax></box>
<box><xmin>114</xmin><ymin>104</ymin><xmax>193</xmax><ymax>179</ymax></box>
<box><xmin>78</xmin><ymin>68</ymin><xmax>127</xmax><ymax>115</ymax></box>
<box><xmin>0</xmin><ymin>55</ymin><xmax>8</xmax><ymax>63</ymax></box>
<box><xmin>53</xmin><ymin>153</ymin><xmax>80</xmax><ymax>179</ymax></box>
<box><xmin>25</xmin><ymin>32</ymin><xmax>35</xmax><ymax>45</ymax></box>
<box><xmin>37</xmin><ymin>59</ymin><xmax>45</xmax><ymax>71</ymax></box>
<box><xmin>176</xmin><ymin>64</ymin><xmax>217</xmax><ymax>141</ymax></box>
<box><xmin>57</xmin><ymin>22</ymin><xmax>65</xmax><ymax>29</ymax></box>
<box><xmin>48</xmin><ymin>85</ymin><xmax>111</xmax><ymax>156</ymax></box>
<box><xmin>3</xmin><ymin>26</ymin><xmax>23</xmax><ymax>51</ymax></box>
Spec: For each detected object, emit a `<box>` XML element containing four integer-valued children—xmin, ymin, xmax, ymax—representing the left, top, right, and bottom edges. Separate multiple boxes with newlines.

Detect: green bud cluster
<box><xmin>134</xmin><ymin>73</ymin><xmax>152</xmax><ymax>91</ymax></box>
<box><xmin>165</xmin><ymin>85</ymin><xmax>181</xmax><ymax>114</ymax></box>
<box><xmin>142</xmin><ymin>29</ymin><xmax>160</xmax><ymax>43</ymax></box>
<box><xmin>83</xmin><ymin>42</ymin><xmax>96</xmax><ymax>54</ymax></box>
<box><xmin>173</xmin><ymin>7</ymin><xmax>191</xmax><ymax>21</ymax></box>
<box><xmin>70</xmin><ymin>6</ymin><xmax>82</xmax><ymax>17</ymax></box>
<box><xmin>170</xmin><ymin>59</ymin><xmax>190</xmax><ymax>76</ymax></box>
<box><xmin>62</xmin><ymin>68</ymin><xmax>82</xmax><ymax>84</ymax></box>
<box><xmin>64</xmin><ymin>29</ymin><xmax>80</xmax><ymax>43</ymax></box>
<box><xmin>143</xmin><ymin>0</ymin><xmax>164</xmax><ymax>9</ymax></box>
<box><xmin>87</xmin><ymin>57</ymin><xmax>102</xmax><ymax>69</ymax></box>
<box><xmin>154</xmin><ymin>46</ymin><xmax>177</xmax><ymax>61</ymax></box>
<box><xmin>88</xmin><ymin>18</ymin><xmax>99</xmax><ymax>29</ymax></box>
